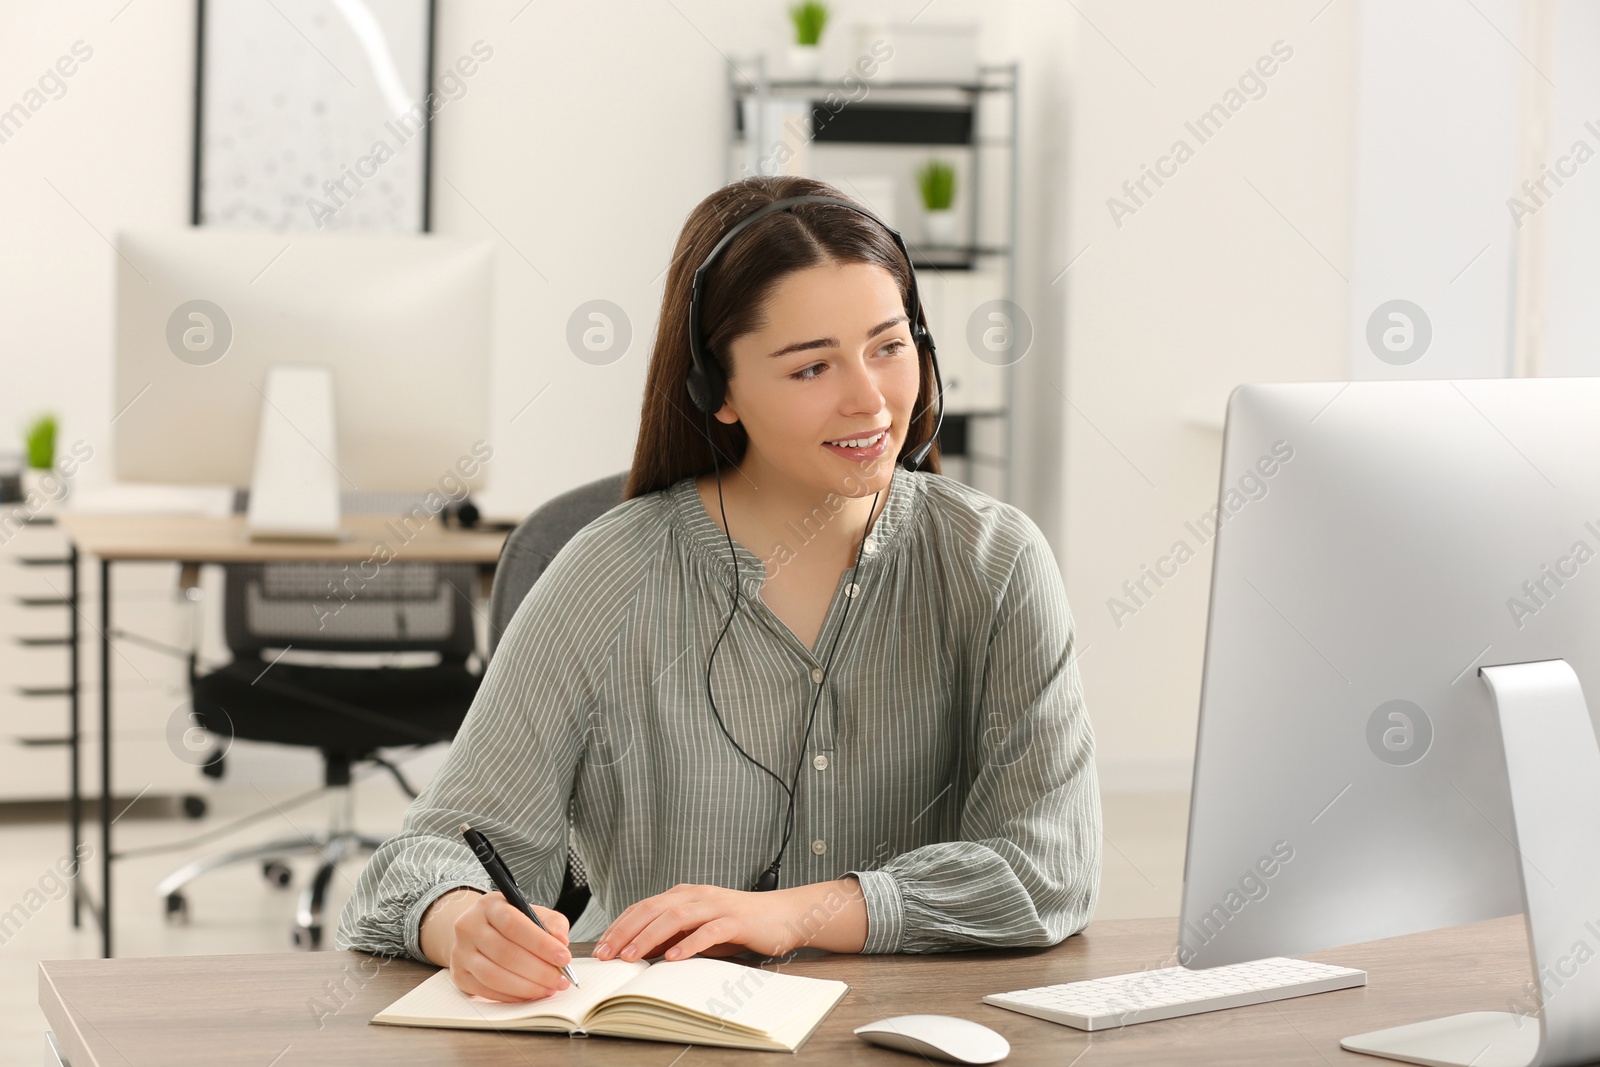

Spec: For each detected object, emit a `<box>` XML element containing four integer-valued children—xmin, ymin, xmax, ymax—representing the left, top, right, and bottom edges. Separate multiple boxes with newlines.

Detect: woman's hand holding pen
<box><xmin>420</xmin><ymin>888</ymin><xmax>575</xmax><ymax>1003</ymax></box>
<box><xmin>593</xmin><ymin>877</ymin><xmax>868</xmax><ymax>963</ymax></box>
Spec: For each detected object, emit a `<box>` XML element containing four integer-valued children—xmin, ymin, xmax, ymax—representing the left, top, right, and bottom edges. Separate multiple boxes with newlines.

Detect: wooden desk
<box><xmin>60</xmin><ymin>513</ymin><xmax>507</xmax><ymax>564</ymax></box>
<box><xmin>38</xmin><ymin>915</ymin><xmax>1535</xmax><ymax>1066</ymax></box>
<box><xmin>55</xmin><ymin>512</ymin><xmax>507</xmax><ymax>958</ymax></box>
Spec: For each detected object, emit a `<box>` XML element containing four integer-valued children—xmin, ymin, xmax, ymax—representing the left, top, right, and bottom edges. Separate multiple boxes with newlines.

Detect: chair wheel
<box><xmin>164</xmin><ymin>892</ymin><xmax>189</xmax><ymax>924</ymax></box>
<box><xmin>181</xmin><ymin>795</ymin><xmax>207</xmax><ymax>819</ymax></box>
<box><xmin>262</xmin><ymin>860</ymin><xmax>292</xmax><ymax>888</ymax></box>
<box><xmin>292</xmin><ymin>924</ymin><xmax>322</xmax><ymax>950</ymax></box>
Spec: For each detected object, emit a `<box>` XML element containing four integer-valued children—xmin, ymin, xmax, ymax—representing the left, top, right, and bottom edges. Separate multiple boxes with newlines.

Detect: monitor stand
<box><xmin>245</xmin><ymin>364</ymin><xmax>344</xmax><ymax>542</ymax></box>
<box><xmin>1341</xmin><ymin>658</ymin><xmax>1600</xmax><ymax>1067</ymax></box>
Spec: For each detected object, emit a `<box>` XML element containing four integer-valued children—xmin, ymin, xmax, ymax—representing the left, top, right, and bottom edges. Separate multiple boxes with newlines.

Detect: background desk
<box><xmin>57</xmin><ymin>513</ymin><xmax>507</xmax><ymax>958</ymax></box>
<box><xmin>39</xmin><ymin>914</ymin><xmax>1534</xmax><ymax>1066</ymax></box>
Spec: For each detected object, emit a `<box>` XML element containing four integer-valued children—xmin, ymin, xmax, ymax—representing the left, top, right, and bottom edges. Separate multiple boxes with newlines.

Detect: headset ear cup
<box><xmin>686</xmin><ymin>357</ymin><xmax>723</xmax><ymax>415</ymax></box>
<box><xmin>708</xmin><ymin>366</ymin><xmax>723</xmax><ymax>413</ymax></box>
<box><xmin>686</xmin><ymin>365</ymin><xmax>708</xmax><ymax>413</ymax></box>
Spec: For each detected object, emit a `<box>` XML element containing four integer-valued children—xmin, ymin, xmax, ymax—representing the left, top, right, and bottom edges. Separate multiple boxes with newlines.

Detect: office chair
<box><xmin>158</xmin><ymin>529</ymin><xmax>484</xmax><ymax>949</ymax></box>
<box><xmin>486</xmin><ymin>471</ymin><xmax>629</xmax><ymax>927</ymax></box>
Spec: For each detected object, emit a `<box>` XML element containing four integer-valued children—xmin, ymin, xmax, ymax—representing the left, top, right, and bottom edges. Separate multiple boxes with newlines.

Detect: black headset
<box><xmin>685</xmin><ymin>193</ymin><xmax>945</xmax><ymax>891</ymax></box>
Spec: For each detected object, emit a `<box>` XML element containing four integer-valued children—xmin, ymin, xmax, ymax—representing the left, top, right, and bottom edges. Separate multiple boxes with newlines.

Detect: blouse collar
<box><xmin>667</xmin><ymin>464</ymin><xmax>926</xmax><ymax>586</ymax></box>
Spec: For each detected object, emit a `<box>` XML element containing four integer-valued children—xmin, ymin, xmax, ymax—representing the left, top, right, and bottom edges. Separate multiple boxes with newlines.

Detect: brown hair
<box><xmin>623</xmin><ymin>175</ymin><xmax>941</xmax><ymax>500</ymax></box>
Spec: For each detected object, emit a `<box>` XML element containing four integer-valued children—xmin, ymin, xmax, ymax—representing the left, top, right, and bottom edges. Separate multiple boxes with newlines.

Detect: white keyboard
<box><xmin>983</xmin><ymin>956</ymin><xmax>1366</xmax><ymax>1031</ymax></box>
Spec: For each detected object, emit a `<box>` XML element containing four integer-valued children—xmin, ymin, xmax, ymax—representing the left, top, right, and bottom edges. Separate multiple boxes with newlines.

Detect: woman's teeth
<box><xmin>827</xmin><ymin>431</ymin><xmax>886</xmax><ymax>449</ymax></box>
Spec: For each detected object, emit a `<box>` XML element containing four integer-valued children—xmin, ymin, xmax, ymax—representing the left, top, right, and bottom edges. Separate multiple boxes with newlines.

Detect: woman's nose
<box><xmin>839</xmin><ymin>355</ymin><xmax>887</xmax><ymax>413</ymax></box>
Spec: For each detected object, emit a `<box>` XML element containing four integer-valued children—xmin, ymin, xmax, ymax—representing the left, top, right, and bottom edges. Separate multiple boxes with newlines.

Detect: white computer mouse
<box><xmin>853</xmin><ymin>1014</ymin><xmax>1011</xmax><ymax>1064</ymax></box>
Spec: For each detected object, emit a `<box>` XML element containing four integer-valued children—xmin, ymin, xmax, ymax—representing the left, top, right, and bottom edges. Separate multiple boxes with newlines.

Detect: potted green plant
<box><xmin>788</xmin><ymin>1</ymin><xmax>829</xmax><ymax>80</ymax></box>
<box><xmin>22</xmin><ymin>412</ymin><xmax>59</xmax><ymax>503</ymax></box>
<box><xmin>917</xmin><ymin>159</ymin><xmax>958</xmax><ymax>246</ymax></box>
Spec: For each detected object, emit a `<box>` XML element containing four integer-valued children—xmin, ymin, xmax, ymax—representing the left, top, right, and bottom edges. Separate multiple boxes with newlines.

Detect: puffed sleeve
<box><xmin>847</xmin><ymin>517</ymin><xmax>1101</xmax><ymax>952</ymax></box>
<box><xmin>334</xmin><ymin>543</ymin><xmax>599</xmax><ymax>963</ymax></box>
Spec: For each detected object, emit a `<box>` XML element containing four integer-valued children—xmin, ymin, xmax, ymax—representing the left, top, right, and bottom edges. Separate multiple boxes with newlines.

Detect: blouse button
<box><xmin>846</xmin><ymin>583</ymin><xmax>860</xmax><ymax>598</ymax></box>
<box><xmin>811</xmin><ymin>838</ymin><xmax>828</xmax><ymax>855</ymax></box>
<box><xmin>862</xmin><ymin>537</ymin><xmax>878</xmax><ymax>556</ymax></box>
<box><xmin>811</xmin><ymin>666</ymin><xmax>825</xmax><ymax>684</ymax></box>
<box><xmin>812</xmin><ymin>753</ymin><xmax>829</xmax><ymax>770</ymax></box>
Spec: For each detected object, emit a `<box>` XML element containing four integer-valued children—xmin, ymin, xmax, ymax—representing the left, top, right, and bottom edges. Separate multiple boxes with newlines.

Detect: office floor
<box><xmin>0</xmin><ymin>781</ymin><xmax>1188</xmax><ymax>1064</ymax></box>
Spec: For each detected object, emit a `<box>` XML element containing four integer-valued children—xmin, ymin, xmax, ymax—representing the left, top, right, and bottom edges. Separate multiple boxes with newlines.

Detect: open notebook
<box><xmin>372</xmin><ymin>955</ymin><xmax>849</xmax><ymax>1052</ymax></box>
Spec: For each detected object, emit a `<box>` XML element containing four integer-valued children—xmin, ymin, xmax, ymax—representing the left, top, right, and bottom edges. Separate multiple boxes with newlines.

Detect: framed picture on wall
<box><xmin>192</xmin><ymin>0</ymin><xmax>437</xmax><ymax>233</ymax></box>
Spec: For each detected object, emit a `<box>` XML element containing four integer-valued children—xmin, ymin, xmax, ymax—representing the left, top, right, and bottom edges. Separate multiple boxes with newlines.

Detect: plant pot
<box><xmin>788</xmin><ymin>44</ymin><xmax>821</xmax><ymax>80</ymax></box>
<box><xmin>20</xmin><ymin>467</ymin><xmax>66</xmax><ymax>512</ymax></box>
<box><xmin>923</xmin><ymin>208</ymin><xmax>959</xmax><ymax>247</ymax></box>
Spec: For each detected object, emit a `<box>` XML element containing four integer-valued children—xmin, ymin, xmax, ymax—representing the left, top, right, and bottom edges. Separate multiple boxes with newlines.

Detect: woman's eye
<box><xmin>789</xmin><ymin>340</ymin><xmax>907</xmax><ymax>381</ymax></box>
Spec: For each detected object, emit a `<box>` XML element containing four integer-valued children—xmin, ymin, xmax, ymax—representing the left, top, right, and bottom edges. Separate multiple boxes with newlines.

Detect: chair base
<box><xmin>156</xmin><ymin>811</ymin><xmax>385</xmax><ymax>949</ymax></box>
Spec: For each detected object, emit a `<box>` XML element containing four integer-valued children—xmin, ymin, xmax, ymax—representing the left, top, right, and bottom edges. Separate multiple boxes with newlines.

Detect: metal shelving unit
<box><xmin>725</xmin><ymin>56</ymin><xmax>1020</xmax><ymax>501</ymax></box>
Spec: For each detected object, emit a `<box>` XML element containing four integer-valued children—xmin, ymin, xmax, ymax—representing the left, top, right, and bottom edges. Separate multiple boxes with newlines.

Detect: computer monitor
<box><xmin>1180</xmin><ymin>378</ymin><xmax>1600</xmax><ymax>1065</ymax></box>
<box><xmin>113</xmin><ymin>227</ymin><xmax>493</xmax><ymax>536</ymax></box>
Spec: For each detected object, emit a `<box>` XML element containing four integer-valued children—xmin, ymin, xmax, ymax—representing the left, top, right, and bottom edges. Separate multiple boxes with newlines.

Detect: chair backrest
<box><xmin>222</xmin><ymin>489</ymin><xmax>479</xmax><ymax>659</ymax></box>
<box><xmin>487</xmin><ymin>472</ymin><xmax>629</xmax><ymax>660</ymax></box>
<box><xmin>222</xmin><ymin>560</ymin><xmax>479</xmax><ymax>658</ymax></box>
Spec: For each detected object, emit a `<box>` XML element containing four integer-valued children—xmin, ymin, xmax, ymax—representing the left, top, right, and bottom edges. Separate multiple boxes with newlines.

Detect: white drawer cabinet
<box><xmin>0</xmin><ymin>516</ymin><xmax>200</xmax><ymax>803</ymax></box>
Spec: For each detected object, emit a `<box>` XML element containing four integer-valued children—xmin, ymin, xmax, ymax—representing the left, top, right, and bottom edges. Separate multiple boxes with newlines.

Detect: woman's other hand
<box><xmin>593</xmin><ymin>877</ymin><xmax>866</xmax><ymax>963</ymax></box>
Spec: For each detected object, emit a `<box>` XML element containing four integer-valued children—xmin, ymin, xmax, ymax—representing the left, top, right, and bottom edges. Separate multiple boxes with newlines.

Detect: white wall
<box><xmin>1539</xmin><ymin>0</ymin><xmax>1600</xmax><ymax>377</ymax></box>
<box><xmin>1060</xmin><ymin>1</ymin><xmax>1359</xmax><ymax>790</ymax></box>
<box><xmin>0</xmin><ymin>2</ymin><xmax>194</xmax><ymax>478</ymax></box>
<box><xmin>1344</xmin><ymin>0</ymin><xmax>1523</xmax><ymax>380</ymax></box>
<box><xmin>990</xmin><ymin>0</ymin><xmax>1076</xmax><ymax>542</ymax></box>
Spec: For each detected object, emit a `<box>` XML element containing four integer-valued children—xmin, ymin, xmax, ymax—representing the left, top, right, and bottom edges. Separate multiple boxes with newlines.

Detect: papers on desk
<box><xmin>64</xmin><ymin>485</ymin><xmax>234</xmax><ymax>516</ymax></box>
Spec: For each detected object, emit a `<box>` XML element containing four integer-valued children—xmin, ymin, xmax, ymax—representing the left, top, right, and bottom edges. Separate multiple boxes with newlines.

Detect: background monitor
<box><xmin>113</xmin><ymin>227</ymin><xmax>493</xmax><ymax>494</ymax></box>
<box><xmin>1180</xmin><ymin>377</ymin><xmax>1600</xmax><ymax>970</ymax></box>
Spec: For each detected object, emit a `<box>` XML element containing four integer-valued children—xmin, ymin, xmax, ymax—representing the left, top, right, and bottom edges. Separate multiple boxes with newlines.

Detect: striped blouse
<box><xmin>335</xmin><ymin>467</ymin><xmax>1102</xmax><ymax>962</ymax></box>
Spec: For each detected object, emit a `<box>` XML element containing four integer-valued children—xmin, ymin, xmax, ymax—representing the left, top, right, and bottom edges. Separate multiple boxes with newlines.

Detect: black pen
<box><xmin>460</xmin><ymin>822</ymin><xmax>581</xmax><ymax>989</ymax></box>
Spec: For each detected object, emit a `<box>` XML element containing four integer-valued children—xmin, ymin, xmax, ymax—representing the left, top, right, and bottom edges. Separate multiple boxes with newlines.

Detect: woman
<box><xmin>336</xmin><ymin>175</ymin><xmax>1101</xmax><ymax>1003</ymax></box>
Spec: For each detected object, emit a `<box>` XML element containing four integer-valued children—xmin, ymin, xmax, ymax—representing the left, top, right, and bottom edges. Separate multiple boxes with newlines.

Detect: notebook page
<box><xmin>603</xmin><ymin>957</ymin><xmax>848</xmax><ymax>1041</ymax></box>
<box><xmin>373</xmin><ymin>958</ymin><xmax>649</xmax><ymax>1029</ymax></box>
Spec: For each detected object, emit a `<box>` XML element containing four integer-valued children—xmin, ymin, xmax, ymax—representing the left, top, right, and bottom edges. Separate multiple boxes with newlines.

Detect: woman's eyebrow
<box><xmin>766</xmin><ymin>315</ymin><xmax>909</xmax><ymax>359</ymax></box>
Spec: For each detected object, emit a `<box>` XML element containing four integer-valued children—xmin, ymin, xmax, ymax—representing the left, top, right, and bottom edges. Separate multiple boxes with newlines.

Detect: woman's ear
<box><xmin>711</xmin><ymin>381</ymin><xmax>740</xmax><ymax>426</ymax></box>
